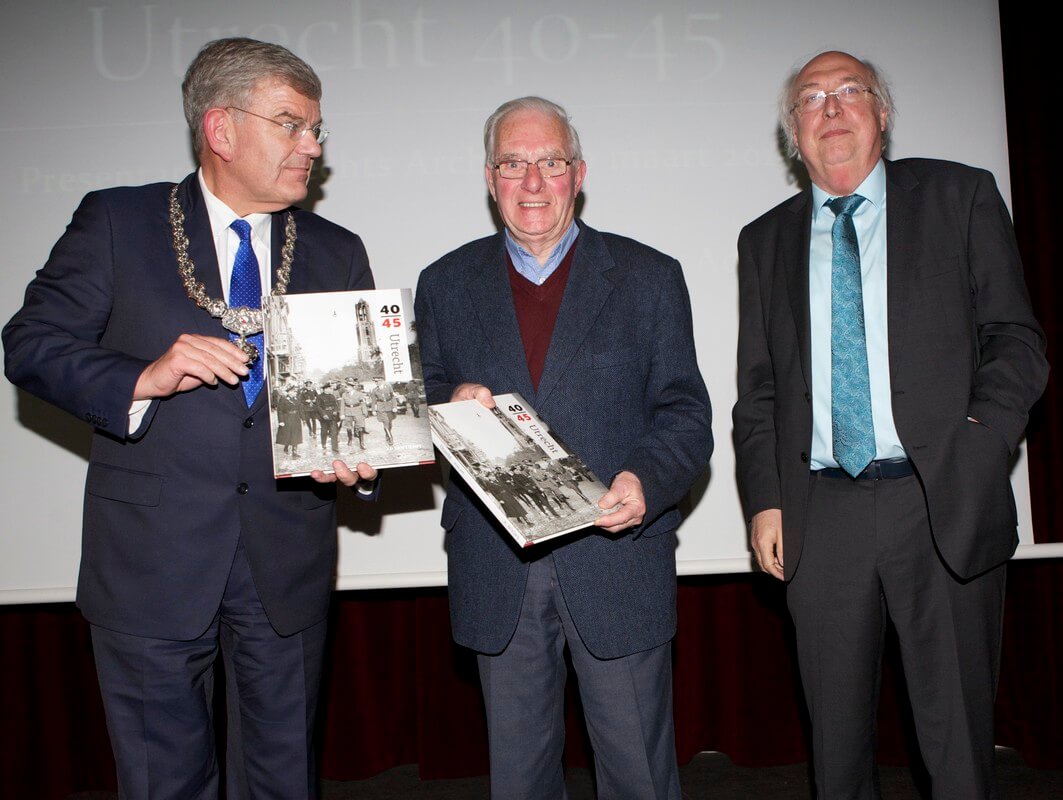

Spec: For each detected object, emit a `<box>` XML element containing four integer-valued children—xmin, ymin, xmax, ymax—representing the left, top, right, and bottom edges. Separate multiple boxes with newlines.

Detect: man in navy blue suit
<box><xmin>4</xmin><ymin>38</ymin><xmax>376</xmax><ymax>799</ymax></box>
<box><xmin>416</xmin><ymin>97</ymin><xmax>712</xmax><ymax>799</ymax></box>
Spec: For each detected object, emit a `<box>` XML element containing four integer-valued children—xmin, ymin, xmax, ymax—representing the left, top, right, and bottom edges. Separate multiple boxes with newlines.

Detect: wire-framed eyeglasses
<box><xmin>790</xmin><ymin>85</ymin><xmax>876</xmax><ymax>115</ymax></box>
<box><xmin>492</xmin><ymin>158</ymin><xmax>575</xmax><ymax>179</ymax></box>
<box><xmin>226</xmin><ymin>106</ymin><xmax>329</xmax><ymax>144</ymax></box>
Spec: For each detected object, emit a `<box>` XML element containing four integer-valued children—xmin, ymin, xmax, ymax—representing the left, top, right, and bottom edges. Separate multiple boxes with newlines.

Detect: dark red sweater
<box><xmin>506</xmin><ymin>239</ymin><xmax>577</xmax><ymax>391</ymax></box>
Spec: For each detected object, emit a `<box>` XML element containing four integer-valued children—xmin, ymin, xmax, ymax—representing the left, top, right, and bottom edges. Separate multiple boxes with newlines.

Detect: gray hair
<box><xmin>483</xmin><ymin>96</ymin><xmax>583</xmax><ymax>166</ymax></box>
<box><xmin>779</xmin><ymin>52</ymin><xmax>895</xmax><ymax>159</ymax></box>
<box><xmin>182</xmin><ymin>37</ymin><xmax>322</xmax><ymax>156</ymax></box>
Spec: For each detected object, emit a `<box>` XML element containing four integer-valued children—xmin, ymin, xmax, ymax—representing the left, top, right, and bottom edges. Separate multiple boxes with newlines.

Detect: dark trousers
<box><xmin>90</xmin><ymin>539</ymin><xmax>327</xmax><ymax>800</ymax></box>
<box><xmin>788</xmin><ymin>472</ymin><xmax>1005</xmax><ymax>800</ymax></box>
<box><xmin>319</xmin><ymin>418</ymin><xmax>339</xmax><ymax>453</ymax></box>
<box><xmin>477</xmin><ymin>554</ymin><xmax>680</xmax><ymax>800</ymax></box>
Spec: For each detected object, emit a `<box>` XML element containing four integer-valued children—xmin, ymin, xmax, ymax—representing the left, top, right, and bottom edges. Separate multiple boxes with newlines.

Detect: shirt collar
<box><xmin>811</xmin><ymin>159</ymin><xmax>886</xmax><ymax>221</ymax></box>
<box><xmin>197</xmin><ymin>168</ymin><xmax>272</xmax><ymax>245</ymax></box>
<box><xmin>504</xmin><ymin>221</ymin><xmax>579</xmax><ymax>285</ymax></box>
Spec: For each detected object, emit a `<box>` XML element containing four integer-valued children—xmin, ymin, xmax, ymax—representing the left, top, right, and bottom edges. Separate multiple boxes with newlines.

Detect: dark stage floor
<box><xmin>69</xmin><ymin>748</ymin><xmax>1062</xmax><ymax>799</ymax></box>
<box><xmin>317</xmin><ymin>748</ymin><xmax>1061</xmax><ymax>799</ymax></box>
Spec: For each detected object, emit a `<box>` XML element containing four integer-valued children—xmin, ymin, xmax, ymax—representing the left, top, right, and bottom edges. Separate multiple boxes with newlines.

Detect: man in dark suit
<box><xmin>3</xmin><ymin>38</ymin><xmax>376</xmax><ymax>799</ymax></box>
<box><xmin>733</xmin><ymin>51</ymin><xmax>1048</xmax><ymax>798</ymax></box>
<box><xmin>299</xmin><ymin>379</ymin><xmax>320</xmax><ymax>437</ymax></box>
<box><xmin>316</xmin><ymin>382</ymin><xmax>342</xmax><ymax>454</ymax></box>
<box><xmin>416</xmin><ymin>97</ymin><xmax>712</xmax><ymax>799</ymax></box>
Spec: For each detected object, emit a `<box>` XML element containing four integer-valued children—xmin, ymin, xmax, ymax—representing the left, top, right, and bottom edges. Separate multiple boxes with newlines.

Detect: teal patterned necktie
<box><xmin>827</xmin><ymin>194</ymin><xmax>875</xmax><ymax>477</ymax></box>
<box><xmin>229</xmin><ymin>219</ymin><xmax>264</xmax><ymax>406</ymax></box>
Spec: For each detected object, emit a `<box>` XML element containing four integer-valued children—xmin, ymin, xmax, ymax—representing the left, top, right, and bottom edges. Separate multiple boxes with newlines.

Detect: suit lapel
<box><xmin>273</xmin><ymin>209</ymin><xmax>315</xmax><ymax>293</ymax></box>
<box><xmin>176</xmin><ymin>175</ymin><xmax>229</xmax><ymax>339</ymax></box>
<box><xmin>777</xmin><ymin>164</ymin><xmax>918</xmax><ymax>413</ymax></box>
<box><xmin>176</xmin><ymin>174</ymin><xmax>261</xmax><ymax>415</ymax></box>
<box><xmin>467</xmin><ymin>234</ymin><xmax>535</xmax><ymax>401</ymax></box>
<box><xmin>535</xmin><ymin>224</ymin><xmax>614</xmax><ymax>407</ymax></box>
<box><xmin>884</xmin><ymin>160</ymin><xmax>921</xmax><ymax>385</ymax></box>
<box><xmin>783</xmin><ymin>191</ymin><xmax>813</xmax><ymax>392</ymax></box>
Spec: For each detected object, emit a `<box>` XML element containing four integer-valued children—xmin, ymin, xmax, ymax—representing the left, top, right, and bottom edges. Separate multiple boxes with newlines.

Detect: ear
<box><xmin>571</xmin><ymin>160</ymin><xmax>587</xmax><ymax>196</ymax></box>
<box><xmin>787</xmin><ymin>117</ymin><xmax>800</xmax><ymax>154</ymax></box>
<box><xmin>203</xmin><ymin>108</ymin><xmax>235</xmax><ymax>163</ymax></box>
<box><xmin>484</xmin><ymin>164</ymin><xmax>498</xmax><ymax>203</ymax></box>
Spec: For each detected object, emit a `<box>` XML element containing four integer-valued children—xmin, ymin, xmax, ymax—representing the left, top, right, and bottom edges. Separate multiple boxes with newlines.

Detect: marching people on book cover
<box><xmin>429</xmin><ymin>394</ymin><xmax>610</xmax><ymax>547</ymax></box>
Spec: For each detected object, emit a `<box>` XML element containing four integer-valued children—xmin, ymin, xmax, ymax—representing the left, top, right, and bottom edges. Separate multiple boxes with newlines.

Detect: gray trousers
<box><xmin>788</xmin><ymin>472</ymin><xmax>1005</xmax><ymax>800</ymax></box>
<box><xmin>477</xmin><ymin>554</ymin><xmax>680</xmax><ymax>800</ymax></box>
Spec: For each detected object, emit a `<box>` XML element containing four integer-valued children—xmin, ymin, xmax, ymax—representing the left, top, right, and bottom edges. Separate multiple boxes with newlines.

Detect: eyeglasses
<box><xmin>492</xmin><ymin>158</ymin><xmax>574</xmax><ymax>180</ymax></box>
<box><xmin>226</xmin><ymin>106</ymin><xmax>329</xmax><ymax>144</ymax></box>
<box><xmin>791</xmin><ymin>84</ymin><xmax>876</xmax><ymax>115</ymax></box>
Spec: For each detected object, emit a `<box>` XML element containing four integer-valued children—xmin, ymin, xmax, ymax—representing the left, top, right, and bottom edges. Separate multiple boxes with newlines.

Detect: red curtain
<box><xmin>4</xmin><ymin>563</ymin><xmax>1060</xmax><ymax>799</ymax></box>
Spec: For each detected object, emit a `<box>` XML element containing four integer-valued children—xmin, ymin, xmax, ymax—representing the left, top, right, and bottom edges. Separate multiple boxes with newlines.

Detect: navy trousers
<box><xmin>90</xmin><ymin>539</ymin><xmax>327</xmax><ymax>800</ymax></box>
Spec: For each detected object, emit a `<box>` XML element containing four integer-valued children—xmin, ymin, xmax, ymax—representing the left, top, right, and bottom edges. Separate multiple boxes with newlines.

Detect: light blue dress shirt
<box><xmin>809</xmin><ymin>160</ymin><xmax>906</xmax><ymax>470</ymax></box>
<box><xmin>505</xmin><ymin>221</ymin><xmax>579</xmax><ymax>284</ymax></box>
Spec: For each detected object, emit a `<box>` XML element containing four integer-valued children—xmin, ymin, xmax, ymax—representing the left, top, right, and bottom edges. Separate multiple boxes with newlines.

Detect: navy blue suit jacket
<box><xmin>733</xmin><ymin>159</ymin><xmax>1048</xmax><ymax>580</ymax></box>
<box><xmin>416</xmin><ymin>222</ymin><xmax>712</xmax><ymax>659</ymax></box>
<box><xmin>3</xmin><ymin>173</ymin><xmax>374</xmax><ymax>639</ymax></box>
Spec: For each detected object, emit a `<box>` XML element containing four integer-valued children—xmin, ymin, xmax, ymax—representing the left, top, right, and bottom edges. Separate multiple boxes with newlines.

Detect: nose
<box><xmin>822</xmin><ymin>93</ymin><xmax>842</xmax><ymax>118</ymax></box>
<box><xmin>521</xmin><ymin>162</ymin><xmax>544</xmax><ymax>191</ymax></box>
<box><xmin>297</xmin><ymin>131</ymin><xmax>323</xmax><ymax>158</ymax></box>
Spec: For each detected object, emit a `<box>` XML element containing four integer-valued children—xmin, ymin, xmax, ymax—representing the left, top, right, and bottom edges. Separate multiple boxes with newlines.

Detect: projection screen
<box><xmin>2</xmin><ymin>0</ymin><xmax>1056</xmax><ymax>604</ymax></box>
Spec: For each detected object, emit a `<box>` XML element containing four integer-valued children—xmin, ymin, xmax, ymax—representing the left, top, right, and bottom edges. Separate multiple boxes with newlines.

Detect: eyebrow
<box><xmin>796</xmin><ymin>74</ymin><xmax>866</xmax><ymax>93</ymax></box>
<box><xmin>273</xmin><ymin>110</ymin><xmax>324</xmax><ymax>126</ymax></box>
<box><xmin>495</xmin><ymin>151</ymin><xmax>567</xmax><ymax>161</ymax></box>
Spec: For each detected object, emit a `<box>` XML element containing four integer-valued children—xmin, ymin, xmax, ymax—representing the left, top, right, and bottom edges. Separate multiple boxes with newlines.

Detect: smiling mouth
<box><xmin>519</xmin><ymin>202</ymin><xmax>549</xmax><ymax>208</ymax></box>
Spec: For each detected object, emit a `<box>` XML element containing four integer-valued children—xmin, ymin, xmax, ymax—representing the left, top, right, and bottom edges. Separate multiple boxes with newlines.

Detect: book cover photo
<box><xmin>429</xmin><ymin>393</ymin><xmax>613</xmax><ymax>547</ymax></box>
<box><xmin>263</xmin><ymin>288</ymin><xmax>434</xmax><ymax>477</ymax></box>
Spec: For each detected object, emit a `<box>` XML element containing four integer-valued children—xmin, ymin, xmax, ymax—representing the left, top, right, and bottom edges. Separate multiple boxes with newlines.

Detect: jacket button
<box><xmin>804</xmin><ymin>392</ymin><xmax>811</xmax><ymax>402</ymax></box>
<box><xmin>236</xmin><ymin>483</ymin><xmax>249</xmax><ymax>495</ymax></box>
<box><xmin>800</xmin><ymin>452</ymin><xmax>809</xmax><ymax>463</ymax></box>
<box><xmin>244</xmin><ymin>417</ymin><xmax>254</xmax><ymax>428</ymax></box>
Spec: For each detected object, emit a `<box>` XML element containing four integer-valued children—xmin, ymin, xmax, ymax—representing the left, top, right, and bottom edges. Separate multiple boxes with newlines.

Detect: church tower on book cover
<box><xmin>355</xmin><ymin>299</ymin><xmax>377</xmax><ymax>364</ymax></box>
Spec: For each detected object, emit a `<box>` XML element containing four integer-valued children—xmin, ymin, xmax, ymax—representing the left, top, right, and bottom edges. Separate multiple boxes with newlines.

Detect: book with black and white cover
<box><xmin>428</xmin><ymin>393</ymin><xmax>613</xmax><ymax>547</ymax></box>
<box><xmin>262</xmin><ymin>288</ymin><xmax>434</xmax><ymax>478</ymax></box>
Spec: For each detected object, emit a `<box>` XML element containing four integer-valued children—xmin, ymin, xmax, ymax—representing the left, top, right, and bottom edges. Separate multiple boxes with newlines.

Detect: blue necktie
<box><xmin>229</xmin><ymin>219</ymin><xmax>264</xmax><ymax>406</ymax></box>
<box><xmin>828</xmin><ymin>194</ymin><xmax>875</xmax><ymax>477</ymax></box>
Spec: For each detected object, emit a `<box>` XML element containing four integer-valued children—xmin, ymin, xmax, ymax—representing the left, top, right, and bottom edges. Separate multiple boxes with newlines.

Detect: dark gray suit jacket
<box><xmin>416</xmin><ymin>222</ymin><xmax>713</xmax><ymax>659</ymax></box>
<box><xmin>733</xmin><ymin>158</ymin><xmax>1048</xmax><ymax>580</ymax></box>
<box><xmin>3</xmin><ymin>173</ymin><xmax>374</xmax><ymax>639</ymax></box>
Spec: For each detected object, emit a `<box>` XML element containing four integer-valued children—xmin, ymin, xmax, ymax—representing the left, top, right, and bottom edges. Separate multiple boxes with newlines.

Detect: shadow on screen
<box><xmin>14</xmin><ymin>388</ymin><xmax>92</xmax><ymax>462</ymax></box>
<box><xmin>336</xmin><ymin>459</ymin><xmax>443</xmax><ymax>536</ymax></box>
